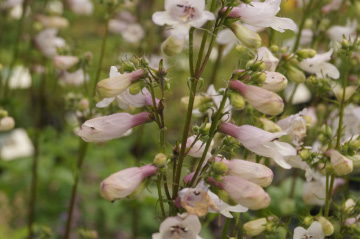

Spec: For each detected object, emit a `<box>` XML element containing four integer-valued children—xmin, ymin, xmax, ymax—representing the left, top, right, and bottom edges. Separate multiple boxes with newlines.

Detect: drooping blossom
<box><xmin>67</xmin><ymin>0</ymin><xmax>93</xmax><ymax>15</ymax></box>
<box><xmin>53</xmin><ymin>56</ymin><xmax>79</xmax><ymax>70</ymax></box>
<box><xmin>96</xmin><ymin>66</ymin><xmax>154</xmax><ymax>109</ymax></box>
<box><xmin>34</xmin><ymin>28</ymin><xmax>66</xmax><ymax>58</ymax></box>
<box><xmin>223</xmin><ymin>22</ymin><xmax>262</xmax><ymax>49</ymax></box>
<box><xmin>185</xmin><ymin>136</ymin><xmax>213</xmax><ymax>159</ymax></box>
<box><xmin>298</xmin><ymin>49</ymin><xmax>340</xmax><ymax>79</ymax></box>
<box><xmin>152</xmin><ymin>0</ymin><xmax>215</xmax><ymax>39</ymax></box>
<box><xmin>59</xmin><ymin>68</ymin><xmax>88</xmax><ymax>86</ymax></box>
<box><xmin>152</xmin><ymin>213</ymin><xmax>202</xmax><ymax>239</ymax></box>
<box><xmin>262</xmin><ymin>71</ymin><xmax>288</xmax><ymax>92</ymax></box>
<box><xmin>96</xmin><ymin>67</ymin><xmax>145</xmax><ymax>99</ymax></box>
<box><xmin>277</xmin><ymin>109</ymin><xmax>308</xmax><ymax>145</ymax></box>
<box><xmin>327</xmin><ymin>19</ymin><xmax>357</xmax><ymax>42</ymax></box>
<box><xmin>229</xmin><ymin>80</ymin><xmax>284</xmax><ymax>115</ymax></box>
<box><xmin>226</xmin><ymin>0</ymin><xmax>297</xmax><ymax>33</ymax></box>
<box><xmin>0</xmin><ymin>128</ymin><xmax>34</xmax><ymax>160</ymax></box>
<box><xmin>256</xmin><ymin>47</ymin><xmax>279</xmax><ymax>72</ymax></box>
<box><xmin>100</xmin><ymin>165</ymin><xmax>158</xmax><ymax>201</ymax></box>
<box><xmin>77</xmin><ymin>112</ymin><xmax>153</xmax><ymax>143</ymax></box>
<box><xmin>293</xmin><ymin>221</ymin><xmax>324</xmax><ymax>239</ymax></box>
<box><xmin>220</xmin><ymin>123</ymin><xmax>297</xmax><ymax>169</ymax></box>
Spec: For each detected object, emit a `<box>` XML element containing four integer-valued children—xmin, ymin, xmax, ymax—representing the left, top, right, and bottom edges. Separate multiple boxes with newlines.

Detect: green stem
<box><xmin>209</xmin><ymin>45</ymin><xmax>224</xmax><ymax>86</ymax></box>
<box><xmin>63</xmin><ymin>140</ymin><xmax>89</xmax><ymax>239</ymax></box>
<box><xmin>189</xmin><ymin>27</ymin><xmax>195</xmax><ymax>77</ymax></box>
<box><xmin>2</xmin><ymin>0</ymin><xmax>31</xmax><ymax>98</ymax></box>
<box><xmin>157</xmin><ymin>174</ymin><xmax>166</xmax><ymax>218</ymax></box>
<box><xmin>324</xmin><ymin>174</ymin><xmax>335</xmax><ymax>217</ymax></box>
<box><xmin>221</xmin><ymin>217</ymin><xmax>231</xmax><ymax>239</ymax></box>
<box><xmin>284</xmin><ymin>83</ymin><xmax>299</xmax><ymax>114</ymax></box>
<box><xmin>91</xmin><ymin>17</ymin><xmax>110</xmax><ymax>98</ymax></box>
<box><xmin>292</xmin><ymin>0</ymin><xmax>314</xmax><ymax>52</ymax></box>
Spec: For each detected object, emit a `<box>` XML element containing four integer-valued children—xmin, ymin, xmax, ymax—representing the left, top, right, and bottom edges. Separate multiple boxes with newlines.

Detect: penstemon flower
<box><xmin>220</xmin><ymin>123</ymin><xmax>296</xmax><ymax>169</ymax></box>
<box><xmin>53</xmin><ymin>56</ymin><xmax>79</xmax><ymax>70</ymax></box>
<box><xmin>152</xmin><ymin>213</ymin><xmax>202</xmax><ymax>239</ymax></box>
<box><xmin>67</xmin><ymin>0</ymin><xmax>93</xmax><ymax>15</ymax></box>
<box><xmin>77</xmin><ymin>112</ymin><xmax>153</xmax><ymax>143</ymax></box>
<box><xmin>256</xmin><ymin>47</ymin><xmax>279</xmax><ymax>72</ymax></box>
<box><xmin>327</xmin><ymin>19</ymin><xmax>357</xmax><ymax>42</ymax></box>
<box><xmin>293</xmin><ymin>221</ymin><xmax>324</xmax><ymax>239</ymax></box>
<box><xmin>298</xmin><ymin>49</ymin><xmax>340</xmax><ymax>79</ymax></box>
<box><xmin>226</xmin><ymin>0</ymin><xmax>297</xmax><ymax>33</ymax></box>
<box><xmin>152</xmin><ymin>0</ymin><xmax>215</xmax><ymax>39</ymax></box>
<box><xmin>34</xmin><ymin>28</ymin><xmax>66</xmax><ymax>58</ymax></box>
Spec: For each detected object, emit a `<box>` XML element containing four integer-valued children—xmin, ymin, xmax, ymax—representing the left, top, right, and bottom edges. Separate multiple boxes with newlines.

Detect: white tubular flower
<box><xmin>207</xmin><ymin>190</ymin><xmax>248</xmax><ymax>218</ymax></box>
<box><xmin>77</xmin><ymin>112</ymin><xmax>152</xmax><ymax>143</ymax></box>
<box><xmin>178</xmin><ymin>181</ymin><xmax>218</xmax><ymax>217</ymax></box>
<box><xmin>0</xmin><ymin>116</ymin><xmax>15</xmax><ymax>131</ymax></box>
<box><xmin>68</xmin><ymin>0</ymin><xmax>93</xmax><ymax>15</ymax></box>
<box><xmin>109</xmin><ymin>12</ymin><xmax>145</xmax><ymax>43</ymax></box>
<box><xmin>227</xmin><ymin>0</ymin><xmax>297</xmax><ymax>33</ymax></box>
<box><xmin>59</xmin><ymin>69</ymin><xmax>88</xmax><ymax>86</ymax></box>
<box><xmin>8</xmin><ymin>66</ymin><xmax>32</xmax><ymax>89</ymax></box>
<box><xmin>284</xmin><ymin>83</ymin><xmax>312</xmax><ymax>105</ymax></box>
<box><xmin>220</xmin><ymin>123</ymin><xmax>297</xmax><ymax>169</ymax></box>
<box><xmin>96</xmin><ymin>66</ymin><xmax>154</xmax><ymax>109</ymax></box>
<box><xmin>293</xmin><ymin>221</ymin><xmax>324</xmax><ymax>239</ymax></box>
<box><xmin>327</xmin><ymin>19</ymin><xmax>357</xmax><ymax>42</ymax></box>
<box><xmin>152</xmin><ymin>213</ymin><xmax>202</xmax><ymax>239</ymax></box>
<box><xmin>0</xmin><ymin>128</ymin><xmax>34</xmax><ymax>160</ymax></box>
<box><xmin>256</xmin><ymin>47</ymin><xmax>279</xmax><ymax>72</ymax></box>
<box><xmin>34</xmin><ymin>28</ymin><xmax>66</xmax><ymax>58</ymax></box>
<box><xmin>53</xmin><ymin>56</ymin><xmax>79</xmax><ymax>70</ymax></box>
<box><xmin>299</xmin><ymin>49</ymin><xmax>340</xmax><ymax>79</ymax></box>
<box><xmin>100</xmin><ymin>165</ymin><xmax>158</xmax><ymax>202</ymax></box>
<box><xmin>262</xmin><ymin>71</ymin><xmax>288</xmax><ymax>92</ymax></box>
<box><xmin>152</xmin><ymin>0</ymin><xmax>215</xmax><ymax>39</ymax></box>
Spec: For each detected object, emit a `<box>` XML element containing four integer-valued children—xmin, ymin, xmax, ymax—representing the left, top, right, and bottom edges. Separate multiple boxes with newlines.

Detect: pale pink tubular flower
<box><xmin>77</xmin><ymin>112</ymin><xmax>153</xmax><ymax>143</ymax></box>
<box><xmin>100</xmin><ymin>164</ymin><xmax>158</xmax><ymax>202</ymax></box>
<box><xmin>34</xmin><ymin>28</ymin><xmax>66</xmax><ymax>58</ymax></box>
<box><xmin>152</xmin><ymin>213</ymin><xmax>202</xmax><ymax>239</ymax></box>
<box><xmin>209</xmin><ymin>176</ymin><xmax>270</xmax><ymax>210</ymax></box>
<box><xmin>96</xmin><ymin>68</ymin><xmax>145</xmax><ymax>99</ymax></box>
<box><xmin>229</xmin><ymin>80</ymin><xmax>284</xmax><ymax>115</ymax></box>
<box><xmin>53</xmin><ymin>56</ymin><xmax>79</xmax><ymax>70</ymax></box>
<box><xmin>185</xmin><ymin>135</ymin><xmax>213</xmax><ymax>158</ymax></box>
<box><xmin>226</xmin><ymin>0</ymin><xmax>297</xmax><ymax>33</ymax></box>
<box><xmin>152</xmin><ymin>0</ymin><xmax>215</xmax><ymax>39</ymax></box>
<box><xmin>219</xmin><ymin>123</ymin><xmax>296</xmax><ymax>169</ymax></box>
<box><xmin>59</xmin><ymin>68</ymin><xmax>88</xmax><ymax>86</ymax></box>
<box><xmin>67</xmin><ymin>0</ymin><xmax>93</xmax><ymax>15</ymax></box>
<box><xmin>96</xmin><ymin>66</ymin><xmax>154</xmax><ymax>109</ymax></box>
<box><xmin>219</xmin><ymin>158</ymin><xmax>274</xmax><ymax>187</ymax></box>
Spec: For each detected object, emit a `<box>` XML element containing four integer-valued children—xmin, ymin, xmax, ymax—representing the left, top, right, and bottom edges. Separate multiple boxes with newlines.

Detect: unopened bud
<box><xmin>243</xmin><ymin>217</ymin><xmax>274</xmax><ymax>236</ymax></box>
<box><xmin>211</xmin><ymin>161</ymin><xmax>228</xmax><ymax>175</ymax></box>
<box><xmin>199</xmin><ymin>123</ymin><xmax>211</xmax><ymax>134</ymax></box>
<box><xmin>0</xmin><ymin>116</ymin><xmax>15</xmax><ymax>131</ymax></box>
<box><xmin>181</xmin><ymin>95</ymin><xmax>208</xmax><ymax>109</ymax></box>
<box><xmin>235</xmin><ymin>44</ymin><xmax>247</xmax><ymax>53</ymax></box>
<box><xmin>297</xmin><ymin>49</ymin><xmax>317</xmax><ymax>59</ymax></box>
<box><xmin>285</xmin><ymin>64</ymin><xmax>306</xmax><ymax>83</ymax></box>
<box><xmin>79</xmin><ymin>98</ymin><xmax>89</xmax><ymax>111</ymax></box>
<box><xmin>348</xmin><ymin>155</ymin><xmax>360</xmax><ymax>167</ymax></box>
<box><xmin>341</xmin><ymin>39</ymin><xmax>350</xmax><ymax>49</ymax></box>
<box><xmin>345</xmin><ymin>198</ymin><xmax>356</xmax><ymax>212</ymax></box>
<box><xmin>306</xmin><ymin>75</ymin><xmax>317</xmax><ymax>85</ymax></box>
<box><xmin>153</xmin><ymin>153</ymin><xmax>167</xmax><ymax>167</ymax></box>
<box><xmin>304</xmin><ymin>216</ymin><xmax>314</xmax><ymax>226</ymax></box>
<box><xmin>252</xmin><ymin>72</ymin><xmax>267</xmax><ymax>84</ymax></box>
<box><xmin>161</xmin><ymin>35</ymin><xmax>185</xmax><ymax>56</ymax></box>
<box><xmin>326</xmin><ymin>150</ymin><xmax>353</xmax><ymax>176</ymax></box>
<box><xmin>247</xmin><ymin>60</ymin><xmax>266</xmax><ymax>71</ymax></box>
<box><xmin>299</xmin><ymin>149</ymin><xmax>311</xmax><ymax>160</ymax></box>
<box><xmin>229</xmin><ymin>92</ymin><xmax>245</xmax><ymax>109</ymax></box>
<box><xmin>129</xmin><ymin>81</ymin><xmax>143</xmax><ymax>95</ymax></box>
<box><xmin>270</xmin><ymin>45</ymin><xmax>279</xmax><ymax>53</ymax></box>
<box><xmin>225</xmin><ymin>21</ymin><xmax>261</xmax><ymax>49</ymax></box>
<box><xmin>316</xmin><ymin>216</ymin><xmax>334</xmax><ymax>236</ymax></box>
<box><xmin>259</xmin><ymin>118</ymin><xmax>282</xmax><ymax>133</ymax></box>
<box><xmin>122</xmin><ymin>61</ymin><xmax>136</xmax><ymax>72</ymax></box>
<box><xmin>304</xmin><ymin>18</ymin><xmax>313</xmax><ymax>29</ymax></box>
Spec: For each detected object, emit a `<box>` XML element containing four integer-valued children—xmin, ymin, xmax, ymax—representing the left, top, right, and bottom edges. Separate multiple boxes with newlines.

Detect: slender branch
<box><xmin>189</xmin><ymin>27</ymin><xmax>196</xmax><ymax>77</ymax></box>
<box><xmin>292</xmin><ymin>0</ymin><xmax>314</xmax><ymax>52</ymax></box>
<box><xmin>209</xmin><ymin>45</ymin><xmax>224</xmax><ymax>86</ymax></box>
<box><xmin>157</xmin><ymin>175</ymin><xmax>166</xmax><ymax>218</ymax></box>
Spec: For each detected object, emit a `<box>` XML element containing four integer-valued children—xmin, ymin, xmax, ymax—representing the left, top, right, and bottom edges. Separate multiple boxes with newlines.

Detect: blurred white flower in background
<box><xmin>0</xmin><ymin>129</ymin><xmax>34</xmax><ymax>161</ymax></box>
<box><xmin>34</xmin><ymin>28</ymin><xmax>66</xmax><ymax>58</ymax></box>
<box><xmin>67</xmin><ymin>0</ymin><xmax>93</xmax><ymax>15</ymax></box>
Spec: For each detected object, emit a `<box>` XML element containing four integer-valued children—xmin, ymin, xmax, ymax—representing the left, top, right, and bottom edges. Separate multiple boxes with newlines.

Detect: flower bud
<box><xmin>79</xmin><ymin>98</ymin><xmax>89</xmax><ymax>111</ymax></box>
<box><xmin>243</xmin><ymin>217</ymin><xmax>274</xmax><ymax>236</ymax></box>
<box><xmin>345</xmin><ymin>198</ymin><xmax>356</xmax><ymax>212</ymax></box>
<box><xmin>153</xmin><ymin>153</ymin><xmax>167</xmax><ymax>167</ymax></box>
<box><xmin>336</xmin><ymin>86</ymin><xmax>358</xmax><ymax>102</ymax></box>
<box><xmin>285</xmin><ymin>64</ymin><xmax>306</xmax><ymax>83</ymax></box>
<box><xmin>349</xmin><ymin>140</ymin><xmax>360</xmax><ymax>152</ymax></box>
<box><xmin>262</xmin><ymin>71</ymin><xmax>288</xmax><ymax>92</ymax></box>
<box><xmin>225</xmin><ymin>21</ymin><xmax>261</xmax><ymax>49</ymax></box>
<box><xmin>100</xmin><ymin>165</ymin><xmax>158</xmax><ymax>201</ymax></box>
<box><xmin>211</xmin><ymin>161</ymin><xmax>228</xmax><ymax>175</ymax></box>
<box><xmin>181</xmin><ymin>95</ymin><xmax>208</xmax><ymax>109</ymax></box>
<box><xmin>247</xmin><ymin>60</ymin><xmax>266</xmax><ymax>71</ymax></box>
<box><xmin>229</xmin><ymin>80</ymin><xmax>284</xmax><ymax>115</ymax></box>
<box><xmin>252</xmin><ymin>72</ymin><xmax>267</xmax><ymax>84</ymax></box>
<box><xmin>256</xmin><ymin>47</ymin><xmax>279</xmax><ymax>71</ymax></box>
<box><xmin>316</xmin><ymin>216</ymin><xmax>334</xmax><ymax>236</ymax></box>
<box><xmin>0</xmin><ymin>109</ymin><xmax>8</xmax><ymax>118</ymax></box>
<box><xmin>299</xmin><ymin>149</ymin><xmax>311</xmax><ymax>160</ymax></box>
<box><xmin>297</xmin><ymin>49</ymin><xmax>317</xmax><ymax>59</ymax></box>
<box><xmin>325</xmin><ymin>150</ymin><xmax>353</xmax><ymax>176</ymax></box>
<box><xmin>341</xmin><ymin>39</ymin><xmax>350</xmax><ymax>49</ymax></box>
<box><xmin>304</xmin><ymin>216</ymin><xmax>314</xmax><ymax>226</ymax></box>
<box><xmin>0</xmin><ymin>116</ymin><xmax>15</xmax><ymax>131</ymax></box>
<box><xmin>229</xmin><ymin>92</ymin><xmax>245</xmax><ymax>110</ymax></box>
<box><xmin>96</xmin><ymin>69</ymin><xmax>145</xmax><ymax>98</ymax></box>
<box><xmin>270</xmin><ymin>45</ymin><xmax>279</xmax><ymax>53</ymax></box>
<box><xmin>53</xmin><ymin>56</ymin><xmax>79</xmax><ymax>70</ymax></box>
<box><xmin>161</xmin><ymin>35</ymin><xmax>185</xmax><ymax>56</ymax></box>
<box><xmin>129</xmin><ymin>81</ymin><xmax>144</xmax><ymax>95</ymax></box>
<box><xmin>259</xmin><ymin>118</ymin><xmax>282</xmax><ymax>133</ymax></box>
<box><xmin>121</xmin><ymin>61</ymin><xmax>136</xmax><ymax>72</ymax></box>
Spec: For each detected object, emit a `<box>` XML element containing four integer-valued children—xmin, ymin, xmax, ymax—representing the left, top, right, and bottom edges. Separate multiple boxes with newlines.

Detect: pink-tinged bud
<box><xmin>219</xmin><ymin>123</ymin><xmax>296</xmax><ymax>169</ymax></box>
<box><xmin>53</xmin><ymin>56</ymin><xmax>79</xmax><ymax>70</ymax></box>
<box><xmin>210</xmin><ymin>176</ymin><xmax>270</xmax><ymax>210</ymax></box>
<box><xmin>229</xmin><ymin>80</ymin><xmax>284</xmax><ymax>115</ymax></box>
<box><xmin>0</xmin><ymin>116</ymin><xmax>15</xmax><ymax>131</ymax></box>
<box><xmin>221</xmin><ymin>158</ymin><xmax>273</xmax><ymax>187</ymax></box>
<box><xmin>243</xmin><ymin>217</ymin><xmax>274</xmax><ymax>236</ymax></box>
<box><xmin>96</xmin><ymin>69</ymin><xmax>145</xmax><ymax>98</ymax></box>
<box><xmin>183</xmin><ymin>172</ymin><xmax>196</xmax><ymax>184</ymax></box>
<box><xmin>100</xmin><ymin>164</ymin><xmax>158</xmax><ymax>202</ymax></box>
<box><xmin>325</xmin><ymin>150</ymin><xmax>353</xmax><ymax>176</ymax></box>
<box><xmin>77</xmin><ymin>112</ymin><xmax>152</xmax><ymax>143</ymax></box>
<box><xmin>262</xmin><ymin>71</ymin><xmax>288</xmax><ymax>92</ymax></box>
